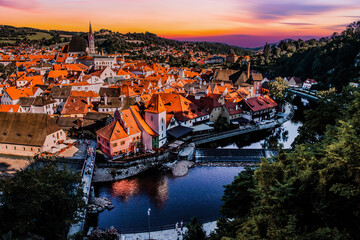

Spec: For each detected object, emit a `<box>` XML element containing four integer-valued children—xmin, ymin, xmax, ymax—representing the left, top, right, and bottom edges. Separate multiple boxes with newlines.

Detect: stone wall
<box><xmin>93</xmin><ymin>151</ymin><xmax>176</xmax><ymax>182</ymax></box>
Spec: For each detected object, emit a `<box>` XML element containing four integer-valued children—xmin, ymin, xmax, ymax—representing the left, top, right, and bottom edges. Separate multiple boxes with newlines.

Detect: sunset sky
<box><xmin>1</xmin><ymin>0</ymin><xmax>360</xmax><ymax>47</ymax></box>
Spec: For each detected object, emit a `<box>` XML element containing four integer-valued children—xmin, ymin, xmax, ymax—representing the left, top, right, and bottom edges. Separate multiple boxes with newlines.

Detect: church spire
<box><xmin>89</xmin><ymin>21</ymin><xmax>93</xmax><ymax>35</ymax></box>
<box><xmin>88</xmin><ymin>21</ymin><xmax>95</xmax><ymax>55</ymax></box>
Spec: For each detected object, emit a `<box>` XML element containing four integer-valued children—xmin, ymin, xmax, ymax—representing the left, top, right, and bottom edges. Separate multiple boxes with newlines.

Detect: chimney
<box><xmin>247</xmin><ymin>62</ymin><xmax>251</xmax><ymax>79</ymax></box>
<box><xmin>104</xmin><ymin>93</ymin><xmax>108</xmax><ymax>105</ymax></box>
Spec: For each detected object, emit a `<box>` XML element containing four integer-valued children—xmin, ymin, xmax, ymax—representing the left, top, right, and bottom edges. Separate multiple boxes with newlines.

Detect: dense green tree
<box><xmin>221</xmin><ymin>167</ymin><xmax>255</xmax><ymax>219</ymax></box>
<box><xmin>0</xmin><ymin>162</ymin><xmax>85</xmax><ymax>239</ymax></box>
<box><xmin>183</xmin><ymin>217</ymin><xmax>206</xmax><ymax>240</ymax></box>
<box><xmin>263</xmin><ymin>43</ymin><xmax>271</xmax><ymax>61</ymax></box>
<box><xmin>212</xmin><ymin>86</ymin><xmax>360</xmax><ymax>240</ymax></box>
<box><xmin>268</xmin><ymin>77</ymin><xmax>289</xmax><ymax>101</ymax></box>
<box><xmin>214</xmin><ymin>116</ymin><xmax>229</xmax><ymax>132</ymax></box>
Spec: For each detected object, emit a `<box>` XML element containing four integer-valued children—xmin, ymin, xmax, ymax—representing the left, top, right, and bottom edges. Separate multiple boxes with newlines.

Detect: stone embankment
<box><xmin>94</xmin><ymin>162</ymin><xmax>157</xmax><ymax>182</ymax></box>
<box><xmin>93</xmin><ymin>151</ymin><xmax>175</xmax><ymax>182</ymax></box>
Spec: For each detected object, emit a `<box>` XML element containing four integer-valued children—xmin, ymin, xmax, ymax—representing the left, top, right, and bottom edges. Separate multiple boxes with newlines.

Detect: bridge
<box><xmin>192</xmin><ymin>121</ymin><xmax>279</xmax><ymax>146</ymax></box>
<box><xmin>68</xmin><ymin>140</ymin><xmax>96</xmax><ymax>238</ymax></box>
<box><xmin>195</xmin><ymin>148</ymin><xmax>280</xmax><ymax>162</ymax></box>
<box><xmin>287</xmin><ymin>88</ymin><xmax>320</xmax><ymax>102</ymax></box>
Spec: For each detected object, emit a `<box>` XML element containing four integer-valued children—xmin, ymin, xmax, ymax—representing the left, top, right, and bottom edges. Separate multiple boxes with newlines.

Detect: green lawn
<box><xmin>0</xmin><ymin>39</ymin><xmax>16</xmax><ymax>44</ymax></box>
<box><xmin>0</xmin><ymin>32</ymin><xmax>52</xmax><ymax>43</ymax></box>
<box><xmin>27</xmin><ymin>32</ymin><xmax>52</xmax><ymax>40</ymax></box>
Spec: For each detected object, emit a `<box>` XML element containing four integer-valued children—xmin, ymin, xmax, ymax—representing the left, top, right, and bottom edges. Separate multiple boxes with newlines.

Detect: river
<box><xmin>89</xmin><ymin>166</ymin><xmax>244</xmax><ymax>232</ymax></box>
<box><xmin>89</xmin><ymin>106</ymin><xmax>306</xmax><ymax>232</ymax></box>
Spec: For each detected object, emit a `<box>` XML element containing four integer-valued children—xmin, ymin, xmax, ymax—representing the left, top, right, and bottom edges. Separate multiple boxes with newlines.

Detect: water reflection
<box><xmin>111</xmin><ymin>173</ymin><xmax>169</xmax><ymax>207</ymax></box>
<box><xmin>213</xmin><ymin>108</ymin><xmax>304</xmax><ymax>150</ymax></box>
<box><xmin>112</xmin><ymin>179</ymin><xmax>139</xmax><ymax>201</ymax></box>
<box><xmin>261</xmin><ymin>126</ymin><xmax>289</xmax><ymax>149</ymax></box>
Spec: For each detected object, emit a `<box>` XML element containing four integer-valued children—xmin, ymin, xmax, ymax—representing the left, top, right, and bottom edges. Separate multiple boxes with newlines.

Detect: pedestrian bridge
<box><xmin>68</xmin><ymin>140</ymin><xmax>96</xmax><ymax>238</ymax></box>
<box><xmin>287</xmin><ymin>88</ymin><xmax>320</xmax><ymax>102</ymax></box>
<box><xmin>195</xmin><ymin>148</ymin><xmax>280</xmax><ymax>162</ymax></box>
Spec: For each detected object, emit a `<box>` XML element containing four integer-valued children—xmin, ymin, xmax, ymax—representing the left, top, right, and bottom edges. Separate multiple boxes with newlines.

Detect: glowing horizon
<box><xmin>1</xmin><ymin>0</ymin><xmax>360</xmax><ymax>47</ymax></box>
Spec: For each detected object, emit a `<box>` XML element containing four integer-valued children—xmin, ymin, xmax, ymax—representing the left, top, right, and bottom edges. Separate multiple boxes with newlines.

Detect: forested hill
<box><xmin>97</xmin><ymin>31</ymin><xmax>253</xmax><ymax>56</ymax></box>
<box><xmin>0</xmin><ymin>25</ymin><xmax>253</xmax><ymax>56</ymax></box>
<box><xmin>254</xmin><ymin>21</ymin><xmax>360</xmax><ymax>91</ymax></box>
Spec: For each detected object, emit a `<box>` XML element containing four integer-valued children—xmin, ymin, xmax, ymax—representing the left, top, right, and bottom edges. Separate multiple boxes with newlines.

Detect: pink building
<box><xmin>96</xmin><ymin>109</ymin><xmax>141</xmax><ymax>158</ymax></box>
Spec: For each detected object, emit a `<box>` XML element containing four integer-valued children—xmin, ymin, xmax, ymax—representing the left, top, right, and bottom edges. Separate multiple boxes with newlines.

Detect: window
<box><xmin>14</xmin><ymin>146</ymin><xmax>16</xmax><ymax>150</ymax></box>
<box><xmin>31</xmin><ymin>148</ymin><xmax>33</xmax><ymax>151</ymax></box>
<box><xmin>98</xmin><ymin>136</ymin><xmax>100</xmax><ymax>141</ymax></box>
<box><xmin>113</xmin><ymin>143</ymin><xmax>117</xmax><ymax>147</ymax></box>
<box><xmin>121</xmin><ymin>141</ymin><xmax>125</xmax><ymax>145</ymax></box>
<box><xmin>23</xmin><ymin>147</ymin><xmax>25</xmax><ymax>151</ymax></box>
<box><xmin>151</xmin><ymin>116</ymin><xmax>153</xmax><ymax>121</ymax></box>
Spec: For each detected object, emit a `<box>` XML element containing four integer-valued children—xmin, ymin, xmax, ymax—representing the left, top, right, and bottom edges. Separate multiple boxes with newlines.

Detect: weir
<box><xmin>195</xmin><ymin>148</ymin><xmax>280</xmax><ymax>162</ymax></box>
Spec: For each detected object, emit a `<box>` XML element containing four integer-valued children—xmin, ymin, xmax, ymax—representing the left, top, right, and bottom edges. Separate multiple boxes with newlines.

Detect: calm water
<box><xmin>90</xmin><ymin>167</ymin><xmax>244</xmax><ymax>232</ymax></box>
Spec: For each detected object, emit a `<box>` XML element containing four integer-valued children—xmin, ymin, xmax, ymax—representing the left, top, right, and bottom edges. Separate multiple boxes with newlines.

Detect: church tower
<box><xmin>88</xmin><ymin>21</ymin><xmax>95</xmax><ymax>55</ymax></box>
<box><xmin>145</xmin><ymin>94</ymin><xmax>167</xmax><ymax>148</ymax></box>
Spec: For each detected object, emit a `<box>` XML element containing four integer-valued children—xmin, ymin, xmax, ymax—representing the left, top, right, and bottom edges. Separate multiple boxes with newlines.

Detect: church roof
<box><xmin>68</xmin><ymin>36</ymin><xmax>88</xmax><ymax>53</ymax></box>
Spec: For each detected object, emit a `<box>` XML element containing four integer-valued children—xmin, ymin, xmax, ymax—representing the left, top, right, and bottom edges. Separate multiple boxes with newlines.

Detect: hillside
<box><xmin>253</xmin><ymin>21</ymin><xmax>360</xmax><ymax>90</ymax></box>
<box><xmin>0</xmin><ymin>25</ymin><xmax>78</xmax><ymax>46</ymax></box>
<box><xmin>94</xmin><ymin>30</ymin><xmax>253</xmax><ymax>56</ymax></box>
<box><xmin>0</xmin><ymin>25</ymin><xmax>253</xmax><ymax>57</ymax></box>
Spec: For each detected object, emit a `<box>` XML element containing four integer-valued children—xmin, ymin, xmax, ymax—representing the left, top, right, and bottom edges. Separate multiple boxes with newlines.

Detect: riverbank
<box><xmin>119</xmin><ymin>221</ymin><xmax>217</xmax><ymax>240</ymax></box>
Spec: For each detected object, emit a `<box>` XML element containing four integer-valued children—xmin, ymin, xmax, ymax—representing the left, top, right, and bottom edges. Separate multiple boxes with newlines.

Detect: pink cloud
<box><xmin>0</xmin><ymin>0</ymin><xmax>38</xmax><ymax>10</ymax></box>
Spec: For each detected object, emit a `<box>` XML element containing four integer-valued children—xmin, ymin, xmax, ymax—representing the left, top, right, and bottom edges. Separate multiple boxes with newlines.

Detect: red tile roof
<box><xmin>244</xmin><ymin>95</ymin><xmax>277</xmax><ymax>112</ymax></box>
<box><xmin>146</xmin><ymin>94</ymin><xmax>167</xmax><ymax>114</ymax></box>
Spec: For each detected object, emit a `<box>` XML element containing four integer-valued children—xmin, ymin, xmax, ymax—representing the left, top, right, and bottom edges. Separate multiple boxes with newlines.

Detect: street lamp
<box><xmin>147</xmin><ymin>208</ymin><xmax>151</xmax><ymax>240</ymax></box>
